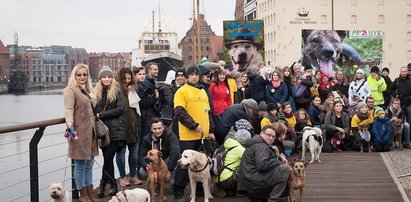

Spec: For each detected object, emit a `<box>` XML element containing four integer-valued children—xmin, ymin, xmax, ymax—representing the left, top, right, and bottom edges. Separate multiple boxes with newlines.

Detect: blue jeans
<box><xmin>403</xmin><ymin>122</ymin><xmax>411</xmax><ymax>145</ymax></box>
<box><xmin>74</xmin><ymin>158</ymin><xmax>94</xmax><ymax>190</ymax></box>
<box><xmin>116</xmin><ymin>143</ymin><xmax>139</xmax><ymax>178</ymax></box>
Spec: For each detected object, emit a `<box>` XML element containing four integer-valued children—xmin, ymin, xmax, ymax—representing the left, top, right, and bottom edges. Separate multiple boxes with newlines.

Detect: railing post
<box><xmin>29</xmin><ymin>127</ymin><xmax>45</xmax><ymax>202</ymax></box>
<box><xmin>71</xmin><ymin>159</ymin><xmax>79</xmax><ymax>199</ymax></box>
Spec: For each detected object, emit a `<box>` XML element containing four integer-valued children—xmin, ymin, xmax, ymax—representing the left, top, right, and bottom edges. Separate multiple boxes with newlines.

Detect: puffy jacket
<box><xmin>209</xmin><ymin>82</ymin><xmax>232</xmax><ymax>116</ymax></box>
<box><xmin>95</xmin><ymin>89</ymin><xmax>127</xmax><ymax>143</ymax></box>
<box><xmin>217</xmin><ymin>138</ymin><xmax>245</xmax><ymax>183</ymax></box>
<box><xmin>307</xmin><ymin>104</ymin><xmax>322</xmax><ymax>126</ymax></box>
<box><xmin>214</xmin><ymin>104</ymin><xmax>250</xmax><ymax>141</ymax></box>
<box><xmin>392</xmin><ymin>76</ymin><xmax>411</xmax><ymax>106</ymax></box>
<box><xmin>248</xmin><ymin>73</ymin><xmax>270</xmax><ymax>103</ymax></box>
<box><xmin>372</xmin><ymin>117</ymin><xmax>392</xmax><ymax>146</ymax></box>
<box><xmin>237</xmin><ymin>135</ymin><xmax>283</xmax><ymax>192</ymax></box>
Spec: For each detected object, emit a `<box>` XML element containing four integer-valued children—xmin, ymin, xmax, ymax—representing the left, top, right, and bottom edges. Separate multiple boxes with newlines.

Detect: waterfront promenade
<box><xmin>84</xmin><ymin>151</ymin><xmax>409</xmax><ymax>202</ymax></box>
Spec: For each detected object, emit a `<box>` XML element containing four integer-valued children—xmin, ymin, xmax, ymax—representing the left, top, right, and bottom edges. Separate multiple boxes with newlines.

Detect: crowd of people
<box><xmin>63</xmin><ymin>61</ymin><xmax>411</xmax><ymax>202</ymax></box>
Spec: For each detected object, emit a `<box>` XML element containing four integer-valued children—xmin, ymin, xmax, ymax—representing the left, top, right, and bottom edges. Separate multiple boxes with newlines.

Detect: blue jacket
<box><xmin>215</xmin><ymin>104</ymin><xmax>249</xmax><ymax>140</ymax></box>
<box><xmin>307</xmin><ymin>104</ymin><xmax>322</xmax><ymax>126</ymax></box>
<box><xmin>248</xmin><ymin>73</ymin><xmax>270</xmax><ymax>103</ymax></box>
<box><xmin>265</xmin><ymin>82</ymin><xmax>288</xmax><ymax>105</ymax></box>
<box><xmin>372</xmin><ymin>117</ymin><xmax>393</xmax><ymax>145</ymax></box>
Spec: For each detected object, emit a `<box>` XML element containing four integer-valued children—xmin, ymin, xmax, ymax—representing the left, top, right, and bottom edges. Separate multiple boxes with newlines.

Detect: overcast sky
<box><xmin>0</xmin><ymin>0</ymin><xmax>236</xmax><ymax>52</ymax></box>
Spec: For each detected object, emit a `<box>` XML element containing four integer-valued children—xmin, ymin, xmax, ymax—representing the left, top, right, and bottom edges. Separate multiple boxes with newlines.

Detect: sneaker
<box><xmin>403</xmin><ymin>144</ymin><xmax>411</xmax><ymax>149</ymax></box>
<box><xmin>129</xmin><ymin>176</ymin><xmax>143</xmax><ymax>185</ymax></box>
<box><xmin>119</xmin><ymin>177</ymin><xmax>130</xmax><ymax>187</ymax></box>
<box><xmin>174</xmin><ymin>191</ymin><xmax>184</xmax><ymax>202</ymax></box>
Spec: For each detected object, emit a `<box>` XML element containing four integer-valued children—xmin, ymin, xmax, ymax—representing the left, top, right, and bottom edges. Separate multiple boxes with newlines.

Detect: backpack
<box><xmin>211</xmin><ymin>145</ymin><xmax>237</xmax><ymax>181</ymax></box>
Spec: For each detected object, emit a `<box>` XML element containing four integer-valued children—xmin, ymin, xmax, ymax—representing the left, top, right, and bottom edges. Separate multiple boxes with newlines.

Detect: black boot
<box><xmin>96</xmin><ymin>180</ymin><xmax>106</xmax><ymax>198</ymax></box>
<box><xmin>109</xmin><ymin>183</ymin><xmax>118</xmax><ymax>196</ymax></box>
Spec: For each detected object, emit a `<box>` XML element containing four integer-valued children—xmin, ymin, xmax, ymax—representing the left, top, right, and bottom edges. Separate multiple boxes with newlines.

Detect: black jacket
<box><xmin>137</xmin><ymin>76</ymin><xmax>160</xmax><ymax>124</ymax></box>
<box><xmin>214</xmin><ymin>104</ymin><xmax>250</xmax><ymax>142</ymax></box>
<box><xmin>139</xmin><ymin>129</ymin><xmax>180</xmax><ymax>172</ymax></box>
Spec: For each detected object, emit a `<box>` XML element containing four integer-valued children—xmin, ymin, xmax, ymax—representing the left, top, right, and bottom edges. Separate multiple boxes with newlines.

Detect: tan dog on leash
<box><xmin>144</xmin><ymin>149</ymin><xmax>170</xmax><ymax>202</ymax></box>
<box><xmin>288</xmin><ymin>161</ymin><xmax>308</xmax><ymax>202</ymax></box>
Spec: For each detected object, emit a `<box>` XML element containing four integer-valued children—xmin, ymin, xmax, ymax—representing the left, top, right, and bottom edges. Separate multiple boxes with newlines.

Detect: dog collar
<box><xmin>114</xmin><ymin>191</ymin><xmax>128</xmax><ymax>201</ymax></box>
<box><xmin>189</xmin><ymin>156</ymin><xmax>212</xmax><ymax>173</ymax></box>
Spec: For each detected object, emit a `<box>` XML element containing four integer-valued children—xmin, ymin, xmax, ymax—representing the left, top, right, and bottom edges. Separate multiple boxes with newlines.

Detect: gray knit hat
<box><xmin>98</xmin><ymin>66</ymin><xmax>114</xmax><ymax>79</ymax></box>
<box><xmin>357</xmin><ymin>102</ymin><xmax>367</xmax><ymax>110</ymax></box>
<box><xmin>234</xmin><ymin>129</ymin><xmax>251</xmax><ymax>144</ymax></box>
<box><xmin>241</xmin><ymin>99</ymin><xmax>258</xmax><ymax>110</ymax></box>
<box><xmin>235</xmin><ymin>119</ymin><xmax>253</xmax><ymax>131</ymax></box>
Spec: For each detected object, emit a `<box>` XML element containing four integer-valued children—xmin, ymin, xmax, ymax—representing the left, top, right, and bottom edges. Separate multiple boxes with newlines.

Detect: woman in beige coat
<box><xmin>64</xmin><ymin>64</ymin><xmax>98</xmax><ymax>202</ymax></box>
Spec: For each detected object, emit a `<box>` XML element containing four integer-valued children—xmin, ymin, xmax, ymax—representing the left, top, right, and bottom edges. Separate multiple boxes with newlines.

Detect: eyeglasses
<box><xmin>264</xmin><ymin>132</ymin><xmax>276</xmax><ymax>138</ymax></box>
<box><xmin>76</xmin><ymin>73</ymin><xmax>88</xmax><ymax>77</ymax></box>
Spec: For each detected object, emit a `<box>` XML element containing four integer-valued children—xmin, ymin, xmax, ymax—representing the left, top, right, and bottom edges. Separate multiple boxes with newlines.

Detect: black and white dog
<box><xmin>301</xmin><ymin>126</ymin><xmax>323</xmax><ymax>164</ymax></box>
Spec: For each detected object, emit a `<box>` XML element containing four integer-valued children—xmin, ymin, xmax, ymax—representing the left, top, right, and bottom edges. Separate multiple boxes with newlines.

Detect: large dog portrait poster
<box><xmin>301</xmin><ymin>29</ymin><xmax>383</xmax><ymax>79</ymax></box>
<box><xmin>223</xmin><ymin>20</ymin><xmax>265</xmax><ymax>72</ymax></box>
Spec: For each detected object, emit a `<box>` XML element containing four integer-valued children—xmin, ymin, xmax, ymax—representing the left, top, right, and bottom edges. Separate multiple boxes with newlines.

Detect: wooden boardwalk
<box><xmin>80</xmin><ymin>152</ymin><xmax>405</xmax><ymax>202</ymax></box>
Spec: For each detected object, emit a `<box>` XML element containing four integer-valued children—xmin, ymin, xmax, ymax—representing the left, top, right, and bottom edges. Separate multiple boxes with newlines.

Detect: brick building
<box><xmin>0</xmin><ymin>40</ymin><xmax>9</xmax><ymax>81</ymax></box>
<box><xmin>88</xmin><ymin>52</ymin><xmax>132</xmax><ymax>81</ymax></box>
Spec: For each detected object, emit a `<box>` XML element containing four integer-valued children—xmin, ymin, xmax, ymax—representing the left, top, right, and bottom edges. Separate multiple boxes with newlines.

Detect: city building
<box><xmin>235</xmin><ymin>0</ymin><xmax>245</xmax><ymax>20</ymax></box>
<box><xmin>88</xmin><ymin>52</ymin><xmax>131</xmax><ymax>81</ymax></box>
<box><xmin>251</xmin><ymin>0</ymin><xmax>411</xmax><ymax>77</ymax></box>
<box><xmin>179</xmin><ymin>14</ymin><xmax>224</xmax><ymax>65</ymax></box>
<box><xmin>0</xmin><ymin>40</ymin><xmax>9</xmax><ymax>81</ymax></box>
<box><xmin>244</xmin><ymin>0</ymin><xmax>257</xmax><ymax>20</ymax></box>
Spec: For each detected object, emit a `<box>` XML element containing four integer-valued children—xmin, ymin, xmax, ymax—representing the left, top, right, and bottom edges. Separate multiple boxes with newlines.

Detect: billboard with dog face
<box><xmin>223</xmin><ymin>20</ymin><xmax>265</xmax><ymax>72</ymax></box>
<box><xmin>301</xmin><ymin>29</ymin><xmax>383</xmax><ymax>79</ymax></box>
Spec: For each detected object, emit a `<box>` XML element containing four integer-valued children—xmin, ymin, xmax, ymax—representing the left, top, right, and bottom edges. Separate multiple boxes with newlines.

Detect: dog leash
<box><xmin>68</xmin><ymin>135</ymin><xmax>118</xmax><ymax>184</ymax></box>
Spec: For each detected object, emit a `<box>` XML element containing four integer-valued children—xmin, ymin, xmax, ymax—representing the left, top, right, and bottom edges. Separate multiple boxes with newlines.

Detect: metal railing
<box><xmin>0</xmin><ymin>117</ymin><xmax>79</xmax><ymax>202</ymax></box>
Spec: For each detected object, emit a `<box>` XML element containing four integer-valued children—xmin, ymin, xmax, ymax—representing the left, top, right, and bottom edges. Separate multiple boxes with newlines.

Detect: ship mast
<box><xmin>196</xmin><ymin>0</ymin><xmax>201</xmax><ymax>64</ymax></box>
<box><xmin>192</xmin><ymin>0</ymin><xmax>197</xmax><ymax>64</ymax></box>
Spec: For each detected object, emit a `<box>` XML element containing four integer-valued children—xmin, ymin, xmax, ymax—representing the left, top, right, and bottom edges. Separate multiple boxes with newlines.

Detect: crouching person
<box><xmin>237</xmin><ymin>125</ymin><xmax>291</xmax><ymax>202</ymax></box>
<box><xmin>215</xmin><ymin>129</ymin><xmax>252</xmax><ymax>198</ymax></box>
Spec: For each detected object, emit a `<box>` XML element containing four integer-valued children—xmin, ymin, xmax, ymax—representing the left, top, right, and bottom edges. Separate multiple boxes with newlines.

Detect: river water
<box><xmin>0</xmin><ymin>89</ymin><xmax>106</xmax><ymax>201</ymax></box>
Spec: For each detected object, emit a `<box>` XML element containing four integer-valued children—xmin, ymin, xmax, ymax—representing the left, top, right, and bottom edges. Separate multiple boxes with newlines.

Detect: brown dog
<box><xmin>144</xmin><ymin>149</ymin><xmax>170</xmax><ymax>202</ymax></box>
<box><xmin>288</xmin><ymin>161</ymin><xmax>308</xmax><ymax>202</ymax></box>
<box><xmin>391</xmin><ymin>117</ymin><xmax>404</xmax><ymax>150</ymax></box>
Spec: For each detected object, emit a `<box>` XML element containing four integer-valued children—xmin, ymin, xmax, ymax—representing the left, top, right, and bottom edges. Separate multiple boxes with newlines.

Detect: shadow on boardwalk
<box><xmin>78</xmin><ymin>152</ymin><xmax>405</xmax><ymax>202</ymax></box>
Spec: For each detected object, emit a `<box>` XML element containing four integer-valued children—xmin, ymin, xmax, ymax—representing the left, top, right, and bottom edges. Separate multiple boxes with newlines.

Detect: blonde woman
<box><xmin>64</xmin><ymin>64</ymin><xmax>98</xmax><ymax>202</ymax></box>
<box><xmin>94</xmin><ymin>66</ymin><xmax>127</xmax><ymax>198</ymax></box>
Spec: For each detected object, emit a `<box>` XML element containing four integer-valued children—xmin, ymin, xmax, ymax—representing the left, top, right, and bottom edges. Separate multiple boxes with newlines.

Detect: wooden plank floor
<box><xmin>78</xmin><ymin>152</ymin><xmax>404</xmax><ymax>202</ymax></box>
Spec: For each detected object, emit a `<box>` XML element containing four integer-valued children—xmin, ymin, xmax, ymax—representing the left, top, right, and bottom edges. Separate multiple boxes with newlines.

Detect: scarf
<box><xmin>319</xmin><ymin>81</ymin><xmax>330</xmax><ymax>91</ymax></box>
<box><xmin>272</xmin><ymin>81</ymin><xmax>281</xmax><ymax>88</ymax></box>
<box><xmin>128</xmin><ymin>89</ymin><xmax>141</xmax><ymax>115</ymax></box>
<box><xmin>356</xmin><ymin>111</ymin><xmax>369</xmax><ymax>121</ymax></box>
<box><xmin>284</xmin><ymin>111</ymin><xmax>293</xmax><ymax>119</ymax></box>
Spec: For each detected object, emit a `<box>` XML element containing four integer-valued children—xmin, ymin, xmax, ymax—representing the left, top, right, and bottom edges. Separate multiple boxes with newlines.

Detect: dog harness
<box><xmin>147</xmin><ymin>164</ymin><xmax>167</xmax><ymax>184</ymax></box>
<box><xmin>189</xmin><ymin>156</ymin><xmax>213</xmax><ymax>173</ymax></box>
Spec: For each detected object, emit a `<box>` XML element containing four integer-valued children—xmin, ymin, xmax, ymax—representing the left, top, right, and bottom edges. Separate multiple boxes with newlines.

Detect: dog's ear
<box><xmin>290</xmin><ymin>162</ymin><xmax>295</xmax><ymax>167</ymax></box>
<box><xmin>302</xmin><ymin>29</ymin><xmax>313</xmax><ymax>43</ymax></box>
<box><xmin>336</xmin><ymin>30</ymin><xmax>347</xmax><ymax>41</ymax></box>
<box><xmin>158</xmin><ymin>151</ymin><xmax>163</xmax><ymax>158</ymax></box>
<box><xmin>304</xmin><ymin>161</ymin><xmax>309</xmax><ymax>168</ymax></box>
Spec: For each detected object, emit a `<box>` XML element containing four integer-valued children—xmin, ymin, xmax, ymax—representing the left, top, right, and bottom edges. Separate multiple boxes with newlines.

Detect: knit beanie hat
<box><xmin>370</xmin><ymin>66</ymin><xmax>380</xmax><ymax>73</ymax></box>
<box><xmin>382</xmin><ymin>67</ymin><xmax>389</xmax><ymax>73</ymax></box>
<box><xmin>357</xmin><ymin>102</ymin><xmax>367</xmax><ymax>110</ymax></box>
<box><xmin>98</xmin><ymin>66</ymin><xmax>114</xmax><ymax>79</ymax></box>
<box><xmin>186</xmin><ymin>65</ymin><xmax>200</xmax><ymax>76</ymax></box>
<box><xmin>258</xmin><ymin>101</ymin><xmax>267</xmax><ymax>111</ymax></box>
<box><xmin>241</xmin><ymin>99</ymin><xmax>258</xmax><ymax>110</ymax></box>
<box><xmin>304</xmin><ymin>64</ymin><xmax>313</xmax><ymax>70</ymax></box>
<box><xmin>175</xmin><ymin>68</ymin><xmax>186</xmax><ymax>78</ymax></box>
<box><xmin>235</xmin><ymin>119</ymin><xmax>253</xmax><ymax>131</ymax></box>
<box><xmin>374</xmin><ymin>107</ymin><xmax>385</xmax><ymax>117</ymax></box>
<box><xmin>234</xmin><ymin>129</ymin><xmax>251</xmax><ymax>144</ymax></box>
<box><xmin>356</xmin><ymin>68</ymin><xmax>364</xmax><ymax>75</ymax></box>
<box><xmin>198</xmin><ymin>65</ymin><xmax>210</xmax><ymax>76</ymax></box>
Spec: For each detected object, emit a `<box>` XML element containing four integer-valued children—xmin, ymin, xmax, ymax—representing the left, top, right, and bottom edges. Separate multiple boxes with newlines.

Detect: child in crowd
<box><xmin>372</xmin><ymin>107</ymin><xmax>392</xmax><ymax>152</ymax></box>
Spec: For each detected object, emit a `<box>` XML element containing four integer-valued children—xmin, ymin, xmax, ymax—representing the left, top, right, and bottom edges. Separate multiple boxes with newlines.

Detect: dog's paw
<box><xmin>309</xmin><ymin>160</ymin><xmax>314</xmax><ymax>164</ymax></box>
<box><xmin>318</xmin><ymin>159</ymin><xmax>322</xmax><ymax>163</ymax></box>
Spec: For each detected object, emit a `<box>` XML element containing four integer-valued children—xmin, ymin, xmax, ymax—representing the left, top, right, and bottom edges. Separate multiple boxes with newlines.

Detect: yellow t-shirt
<box><xmin>227</xmin><ymin>78</ymin><xmax>237</xmax><ymax>104</ymax></box>
<box><xmin>174</xmin><ymin>84</ymin><xmax>210</xmax><ymax>141</ymax></box>
<box><xmin>350</xmin><ymin>113</ymin><xmax>374</xmax><ymax>136</ymax></box>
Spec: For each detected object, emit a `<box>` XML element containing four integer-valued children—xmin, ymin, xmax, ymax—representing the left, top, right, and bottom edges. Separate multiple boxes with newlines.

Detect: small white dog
<box><xmin>178</xmin><ymin>149</ymin><xmax>213</xmax><ymax>202</ymax></box>
<box><xmin>49</xmin><ymin>182</ymin><xmax>70</xmax><ymax>202</ymax></box>
<box><xmin>108</xmin><ymin>188</ymin><xmax>151</xmax><ymax>202</ymax></box>
<box><xmin>301</xmin><ymin>126</ymin><xmax>323</xmax><ymax>163</ymax></box>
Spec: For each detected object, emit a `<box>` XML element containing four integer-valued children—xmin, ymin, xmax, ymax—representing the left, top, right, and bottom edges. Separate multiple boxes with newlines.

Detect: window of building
<box><xmin>407</xmin><ymin>0</ymin><xmax>411</xmax><ymax>5</ymax></box>
<box><xmin>351</xmin><ymin>15</ymin><xmax>357</xmax><ymax>24</ymax></box>
<box><xmin>321</xmin><ymin>15</ymin><xmax>327</xmax><ymax>24</ymax></box>
<box><xmin>206</xmin><ymin>47</ymin><xmax>209</xmax><ymax>51</ymax></box>
<box><xmin>407</xmin><ymin>50</ymin><xmax>411</xmax><ymax>59</ymax></box>
<box><xmin>407</xmin><ymin>32</ymin><xmax>411</xmax><ymax>40</ymax></box>
<box><xmin>378</xmin><ymin>15</ymin><xmax>384</xmax><ymax>24</ymax></box>
<box><xmin>188</xmin><ymin>56</ymin><xmax>192</xmax><ymax>60</ymax></box>
<box><xmin>321</xmin><ymin>0</ymin><xmax>327</xmax><ymax>6</ymax></box>
<box><xmin>407</xmin><ymin>15</ymin><xmax>411</xmax><ymax>23</ymax></box>
<box><xmin>377</xmin><ymin>0</ymin><xmax>384</xmax><ymax>5</ymax></box>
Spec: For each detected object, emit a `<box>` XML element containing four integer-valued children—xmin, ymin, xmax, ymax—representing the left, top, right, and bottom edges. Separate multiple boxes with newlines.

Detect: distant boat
<box><xmin>8</xmin><ymin>70</ymin><xmax>28</xmax><ymax>93</ymax></box>
<box><xmin>132</xmin><ymin>1</ymin><xmax>183</xmax><ymax>81</ymax></box>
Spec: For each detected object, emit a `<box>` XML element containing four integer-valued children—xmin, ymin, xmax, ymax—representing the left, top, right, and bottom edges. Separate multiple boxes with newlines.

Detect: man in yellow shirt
<box><xmin>173</xmin><ymin>64</ymin><xmax>215</xmax><ymax>201</ymax></box>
